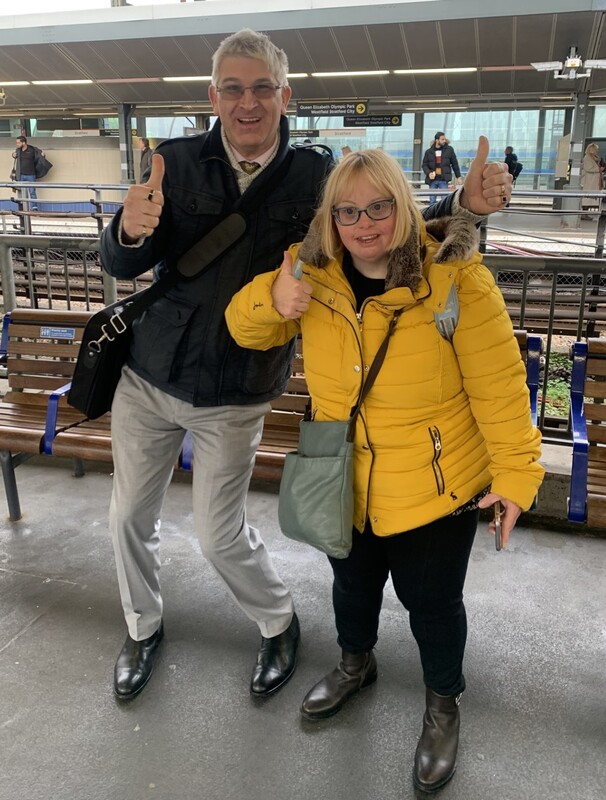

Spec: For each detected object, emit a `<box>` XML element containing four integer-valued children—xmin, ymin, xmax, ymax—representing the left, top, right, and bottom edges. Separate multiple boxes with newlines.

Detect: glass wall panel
<box><xmin>289</xmin><ymin>114</ymin><xmax>416</xmax><ymax>177</ymax></box>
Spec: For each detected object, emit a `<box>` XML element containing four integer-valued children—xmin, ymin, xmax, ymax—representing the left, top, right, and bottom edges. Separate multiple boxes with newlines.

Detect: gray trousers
<box><xmin>110</xmin><ymin>366</ymin><xmax>294</xmax><ymax>641</ymax></box>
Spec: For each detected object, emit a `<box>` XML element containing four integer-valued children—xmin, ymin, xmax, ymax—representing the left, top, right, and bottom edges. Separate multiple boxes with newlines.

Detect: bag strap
<box><xmin>105</xmin><ymin>149</ymin><xmax>297</xmax><ymax>327</ymax></box>
<box><xmin>346</xmin><ymin>309</ymin><xmax>403</xmax><ymax>441</ymax></box>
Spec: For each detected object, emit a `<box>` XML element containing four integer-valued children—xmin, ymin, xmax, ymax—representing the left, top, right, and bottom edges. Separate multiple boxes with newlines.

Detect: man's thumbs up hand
<box><xmin>272</xmin><ymin>251</ymin><xmax>313</xmax><ymax>319</ymax></box>
<box><xmin>145</xmin><ymin>153</ymin><xmax>165</xmax><ymax>195</ymax></box>
<box><xmin>122</xmin><ymin>153</ymin><xmax>165</xmax><ymax>243</ymax></box>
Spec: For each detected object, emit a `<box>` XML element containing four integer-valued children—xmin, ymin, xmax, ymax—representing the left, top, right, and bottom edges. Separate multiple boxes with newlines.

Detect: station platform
<box><xmin>1</xmin><ymin>457</ymin><xmax>604</xmax><ymax>800</ymax></box>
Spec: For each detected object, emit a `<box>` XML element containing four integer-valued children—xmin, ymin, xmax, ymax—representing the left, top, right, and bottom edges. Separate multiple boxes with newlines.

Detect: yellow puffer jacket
<box><xmin>225</xmin><ymin>225</ymin><xmax>544</xmax><ymax>536</ymax></box>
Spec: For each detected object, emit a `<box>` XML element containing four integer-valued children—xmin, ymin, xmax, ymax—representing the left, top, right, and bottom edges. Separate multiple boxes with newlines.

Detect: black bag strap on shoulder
<box><xmin>292</xmin><ymin>141</ymin><xmax>334</xmax><ymax>160</ymax></box>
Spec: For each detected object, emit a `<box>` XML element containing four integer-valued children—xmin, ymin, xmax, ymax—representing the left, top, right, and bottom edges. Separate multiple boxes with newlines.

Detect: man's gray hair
<box><xmin>211</xmin><ymin>28</ymin><xmax>289</xmax><ymax>86</ymax></box>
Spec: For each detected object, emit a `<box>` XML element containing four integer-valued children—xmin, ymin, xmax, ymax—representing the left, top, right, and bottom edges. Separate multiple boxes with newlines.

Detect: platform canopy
<box><xmin>1</xmin><ymin>0</ymin><xmax>606</xmax><ymax>118</ymax></box>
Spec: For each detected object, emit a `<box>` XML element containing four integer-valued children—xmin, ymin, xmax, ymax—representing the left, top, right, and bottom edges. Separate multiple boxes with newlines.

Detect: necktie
<box><xmin>239</xmin><ymin>161</ymin><xmax>261</xmax><ymax>175</ymax></box>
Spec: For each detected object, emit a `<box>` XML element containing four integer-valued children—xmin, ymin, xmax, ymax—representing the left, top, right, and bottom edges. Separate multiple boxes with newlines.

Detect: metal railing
<box><xmin>0</xmin><ymin>181</ymin><xmax>128</xmax><ymax>237</ymax></box>
<box><xmin>0</xmin><ymin>235</ymin><xmax>153</xmax><ymax>312</ymax></box>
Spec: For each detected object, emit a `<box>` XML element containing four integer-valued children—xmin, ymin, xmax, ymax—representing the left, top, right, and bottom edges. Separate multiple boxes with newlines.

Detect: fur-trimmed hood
<box><xmin>297</xmin><ymin>214</ymin><xmax>480</xmax><ymax>292</ymax></box>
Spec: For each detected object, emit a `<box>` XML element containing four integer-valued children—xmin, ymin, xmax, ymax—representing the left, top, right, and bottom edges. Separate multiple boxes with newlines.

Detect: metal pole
<box><xmin>117</xmin><ymin>103</ymin><xmax>134</xmax><ymax>184</ymax></box>
<box><xmin>561</xmin><ymin>92</ymin><xmax>589</xmax><ymax>228</ymax></box>
<box><xmin>0</xmin><ymin>241</ymin><xmax>17</xmax><ymax>312</ymax></box>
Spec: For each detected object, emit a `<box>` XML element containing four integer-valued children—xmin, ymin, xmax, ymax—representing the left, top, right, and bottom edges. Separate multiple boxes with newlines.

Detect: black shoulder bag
<box><xmin>68</xmin><ymin>153</ymin><xmax>294</xmax><ymax>419</ymax></box>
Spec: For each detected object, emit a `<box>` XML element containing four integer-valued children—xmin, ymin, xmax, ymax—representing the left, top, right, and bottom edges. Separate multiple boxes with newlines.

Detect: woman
<box><xmin>225</xmin><ymin>150</ymin><xmax>544</xmax><ymax>793</ymax></box>
<box><xmin>581</xmin><ymin>142</ymin><xmax>602</xmax><ymax>219</ymax></box>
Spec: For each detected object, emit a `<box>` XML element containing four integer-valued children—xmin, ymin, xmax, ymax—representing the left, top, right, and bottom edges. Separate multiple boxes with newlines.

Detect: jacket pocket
<box><xmin>166</xmin><ymin>185</ymin><xmax>225</xmax><ymax>240</ymax></box>
<box><xmin>240</xmin><ymin>340</ymin><xmax>295</xmax><ymax>397</ymax></box>
<box><xmin>267</xmin><ymin>198</ymin><xmax>316</xmax><ymax>244</ymax></box>
<box><xmin>130</xmin><ymin>296</ymin><xmax>197</xmax><ymax>383</ymax></box>
<box><xmin>428</xmin><ymin>426</ymin><xmax>445</xmax><ymax>495</ymax></box>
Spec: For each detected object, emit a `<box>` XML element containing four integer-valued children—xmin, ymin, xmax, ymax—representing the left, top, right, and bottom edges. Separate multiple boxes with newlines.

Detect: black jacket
<box><xmin>101</xmin><ymin>117</ymin><xmax>333</xmax><ymax>407</ymax></box>
<box><xmin>12</xmin><ymin>145</ymin><xmax>53</xmax><ymax>180</ymax></box>
<box><xmin>100</xmin><ymin>118</ymin><xmax>459</xmax><ymax>408</ymax></box>
<box><xmin>505</xmin><ymin>153</ymin><xmax>518</xmax><ymax>175</ymax></box>
<box><xmin>422</xmin><ymin>143</ymin><xmax>461</xmax><ymax>184</ymax></box>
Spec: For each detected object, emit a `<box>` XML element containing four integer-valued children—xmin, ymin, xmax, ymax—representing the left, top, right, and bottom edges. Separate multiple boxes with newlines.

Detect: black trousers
<box><xmin>328</xmin><ymin>509</ymin><xmax>478</xmax><ymax>696</ymax></box>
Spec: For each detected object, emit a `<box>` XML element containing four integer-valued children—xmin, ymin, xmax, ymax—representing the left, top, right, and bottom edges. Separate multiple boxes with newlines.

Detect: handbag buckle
<box><xmin>88</xmin><ymin>311</ymin><xmax>128</xmax><ymax>354</ymax></box>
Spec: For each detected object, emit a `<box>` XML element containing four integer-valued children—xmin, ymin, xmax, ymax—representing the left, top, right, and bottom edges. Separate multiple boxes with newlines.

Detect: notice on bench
<box><xmin>40</xmin><ymin>327</ymin><xmax>76</xmax><ymax>339</ymax></box>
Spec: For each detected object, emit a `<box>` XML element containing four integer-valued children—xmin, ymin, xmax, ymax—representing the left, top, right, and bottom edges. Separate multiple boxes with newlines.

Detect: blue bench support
<box><xmin>526</xmin><ymin>334</ymin><xmax>542</xmax><ymax>427</ymax></box>
<box><xmin>568</xmin><ymin>341</ymin><xmax>589</xmax><ymax>523</ymax></box>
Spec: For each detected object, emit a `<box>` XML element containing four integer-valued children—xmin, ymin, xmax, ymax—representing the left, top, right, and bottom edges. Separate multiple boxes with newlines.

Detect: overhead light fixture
<box><xmin>162</xmin><ymin>76</ymin><xmax>212</xmax><ymax>82</ymax></box>
<box><xmin>388</xmin><ymin>98</ymin><xmax>458</xmax><ymax>104</ymax></box>
<box><xmin>98</xmin><ymin>78</ymin><xmax>161</xmax><ymax>84</ymax></box>
<box><xmin>393</xmin><ymin>67</ymin><xmax>477</xmax><ymax>75</ymax></box>
<box><xmin>32</xmin><ymin>79</ymin><xmax>94</xmax><ymax>85</ymax></box>
<box><xmin>0</xmin><ymin>81</ymin><xmax>30</xmax><ymax>86</ymax></box>
<box><xmin>405</xmin><ymin>106</ymin><xmax>468</xmax><ymax>111</ymax></box>
<box><xmin>531</xmin><ymin>46</ymin><xmax>606</xmax><ymax>80</ymax></box>
<box><xmin>287</xmin><ymin>73</ymin><xmax>309</xmax><ymax>79</ymax></box>
<box><xmin>311</xmin><ymin>70</ymin><xmax>389</xmax><ymax>77</ymax></box>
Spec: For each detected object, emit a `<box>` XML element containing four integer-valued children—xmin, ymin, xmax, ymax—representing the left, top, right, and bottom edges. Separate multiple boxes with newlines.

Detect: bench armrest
<box><xmin>0</xmin><ymin>312</ymin><xmax>12</xmax><ymax>363</ymax></box>
<box><xmin>43</xmin><ymin>382</ymin><xmax>72</xmax><ymax>455</ymax></box>
<box><xmin>568</xmin><ymin>342</ymin><xmax>588</xmax><ymax>523</ymax></box>
<box><xmin>526</xmin><ymin>334</ymin><xmax>542</xmax><ymax>427</ymax></box>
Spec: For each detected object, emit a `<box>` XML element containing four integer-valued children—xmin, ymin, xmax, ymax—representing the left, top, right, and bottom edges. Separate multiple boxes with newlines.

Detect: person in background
<box><xmin>423</xmin><ymin>132</ymin><xmax>462</xmax><ymax>203</ymax></box>
<box><xmin>341</xmin><ymin>145</ymin><xmax>353</xmax><ymax>160</ymax></box>
<box><xmin>581</xmin><ymin>142</ymin><xmax>602</xmax><ymax>221</ymax></box>
<box><xmin>139</xmin><ymin>137</ymin><xmax>153</xmax><ymax>178</ymax></box>
<box><xmin>504</xmin><ymin>145</ymin><xmax>518</xmax><ymax>177</ymax></box>
<box><xmin>11</xmin><ymin>136</ymin><xmax>52</xmax><ymax>208</ymax></box>
<box><xmin>226</xmin><ymin>149</ymin><xmax>543</xmax><ymax>793</ymax></box>
<box><xmin>100</xmin><ymin>27</ymin><xmax>514</xmax><ymax>705</ymax></box>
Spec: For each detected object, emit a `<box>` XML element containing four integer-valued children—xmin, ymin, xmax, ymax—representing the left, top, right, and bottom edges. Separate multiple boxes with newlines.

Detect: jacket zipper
<box><xmin>428</xmin><ymin>426</ymin><xmax>445</xmax><ymax>495</ymax></box>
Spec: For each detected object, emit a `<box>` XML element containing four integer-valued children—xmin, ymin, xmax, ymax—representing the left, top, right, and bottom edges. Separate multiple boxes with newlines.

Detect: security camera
<box><xmin>0</xmin><ymin>89</ymin><xmax>6</xmax><ymax>105</ymax></box>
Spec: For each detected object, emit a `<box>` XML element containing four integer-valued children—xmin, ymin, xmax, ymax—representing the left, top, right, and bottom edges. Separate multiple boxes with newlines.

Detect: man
<box><xmin>139</xmin><ymin>137</ymin><xmax>153</xmax><ymax>178</ymax></box>
<box><xmin>505</xmin><ymin>145</ymin><xmax>523</xmax><ymax>186</ymax></box>
<box><xmin>423</xmin><ymin>132</ymin><xmax>462</xmax><ymax>203</ymax></box>
<box><xmin>11</xmin><ymin>136</ymin><xmax>52</xmax><ymax>208</ymax></box>
<box><xmin>100</xmin><ymin>28</ymin><xmax>513</xmax><ymax>703</ymax></box>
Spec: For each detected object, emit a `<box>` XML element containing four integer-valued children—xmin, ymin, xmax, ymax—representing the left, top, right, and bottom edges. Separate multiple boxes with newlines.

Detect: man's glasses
<box><xmin>215</xmin><ymin>83</ymin><xmax>284</xmax><ymax>100</ymax></box>
<box><xmin>332</xmin><ymin>198</ymin><xmax>395</xmax><ymax>226</ymax></box>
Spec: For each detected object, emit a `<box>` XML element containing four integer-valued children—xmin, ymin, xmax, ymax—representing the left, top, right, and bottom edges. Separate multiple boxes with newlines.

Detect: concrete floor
<box><xmin>0</xmin><ymin>460</ymin><xmax>605</xmax><ymax>800</ymax></box>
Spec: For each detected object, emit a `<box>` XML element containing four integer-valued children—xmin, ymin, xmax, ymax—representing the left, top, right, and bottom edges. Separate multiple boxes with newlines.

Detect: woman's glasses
<box><xmin>332</xmin><ymin>198</ymin><xmax>395</xmax><ymax>226</ymax></box>
<box><xmin>215</xmin><ymin>83</ymin><xmax>284</xmax><ymax>100</ymax></box>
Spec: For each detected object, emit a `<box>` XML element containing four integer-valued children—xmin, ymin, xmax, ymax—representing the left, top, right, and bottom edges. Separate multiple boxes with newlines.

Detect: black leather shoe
<box><xmin>250</xmin><ymin>613</ymin><xmax>300</xmax><ymax>697</ymax></box>
<box><xmin>113</xmin><ymin>622</ymin><xmax>164</xmax><ymax>701</ymax></box>
<box><xmin>300</xmin><ymin>649</ymin><xmax>377</xmax><ymax>721</ymax></box>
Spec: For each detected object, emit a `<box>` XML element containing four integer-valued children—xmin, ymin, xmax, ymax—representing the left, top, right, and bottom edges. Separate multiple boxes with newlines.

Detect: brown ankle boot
<box><xmin>413</xmin><ymin>688</ymin><xmax>461</xmax><ymax>792</ymax></box>
<box><xmin>300</xmin><ymin>650</ymin><xmax>377</xmax><ymax>721</ymax></box>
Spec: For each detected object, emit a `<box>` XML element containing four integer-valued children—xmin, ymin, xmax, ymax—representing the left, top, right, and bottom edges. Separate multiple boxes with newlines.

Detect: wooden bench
<box><xmin>0</xmin><ymin>310</ymin><xmax>541</xmax><ymax>521</ymax></box>
<box><xmin>568</xmin><ymin>338</ymin><xmax>606</xmax><ymax>526</ymax></box>
<box><xmin>0</xmin><ymin>309</ymin><xmax>95</xmax><ymax>520</ymax></box>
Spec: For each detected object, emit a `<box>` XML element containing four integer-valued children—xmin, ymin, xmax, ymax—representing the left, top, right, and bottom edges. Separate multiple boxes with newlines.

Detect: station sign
<box><xmin>321</xmin><ymin>128</ymin><xmax>363</xmax><ymax>138</ymax></box>
<box><xmin>289</xmin><ymin>129</ymin><xmax>320</xmax><ymax>138</ymax></box>
<box><xmin>297</xmin><ymin>100</ymin><xmax>369</xmax><ymax>117</ymax></box>
<box><xmin>344</xmin><ymin>114</ymin><xmax>402</xmax><ymax>127</ymax></box>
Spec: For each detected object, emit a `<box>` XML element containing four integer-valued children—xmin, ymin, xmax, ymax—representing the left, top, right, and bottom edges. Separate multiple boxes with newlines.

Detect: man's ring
<box><xmin>147</xmin><ymin>189</ymin><xmax>155</xmax><ymax>201</ymax></box>
<box><xmin>142</xmin><ymin>225</ymin><xmax>148</xmax><ymax>236</ymax></box>
<box><xmin>501</xmin><ymin>192</ymin><xmax>507</xmax><ymax>205</ymax></box>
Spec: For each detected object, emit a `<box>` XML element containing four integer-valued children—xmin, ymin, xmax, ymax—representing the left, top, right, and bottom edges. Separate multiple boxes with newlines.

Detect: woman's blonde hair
<box><xmin>315</xmin><ymin>148</ymin><xmax>422</xmax><ymax>261</ymax></box>
<box><xmin>585</xmin><ymin>142</ymin><xmax>600</xmax><ymax>158</ymax></box>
